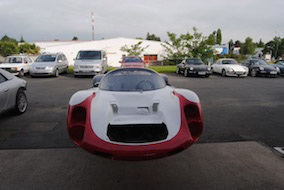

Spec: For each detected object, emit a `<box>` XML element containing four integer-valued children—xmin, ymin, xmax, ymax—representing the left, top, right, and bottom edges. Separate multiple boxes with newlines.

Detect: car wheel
<box><xmin>54</xmin><ymin>69</ymin><xmax>59</xmax><ymax>77</ymax></box>
<box><xmin>65</xmin><ymin>66</ymin><xmax>69</xmax><ymax>74</ymax></box>
<box><xmin>221</xmin><ymin>69</ymin><xmax>226</xmax><ymax>77</ymax></box>
<box><xmin>251</xmin><ymin>69</ymin><xmax>256</xmax><ymax>77</ymax></box>
<box><xmin>18</xmin><ymin>70</ymin><xmax>24</xmax><ymax>78</ymax></box>
<box><xmin>184</xmin><ymin>69</ymin><xmax>188</xmax><ymax>77</ymax></box>
<box><xmin>176</xmin><ymin>67</ymin><xmax>181</xmax><ymax>74</ymax></box>
<box><xmin>14</xmin><ymin>89</ymin><xmax>28</xmax><ymax>114</ymax></box>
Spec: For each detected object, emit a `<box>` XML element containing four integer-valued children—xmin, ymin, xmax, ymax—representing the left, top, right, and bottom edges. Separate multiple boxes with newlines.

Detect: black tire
<box><xmin>176</xmin><ymin>67</ymin><xmax>181</xmax><ymax>74</ymax></box>
<box><xmin>18</xmin><ymin>70</ymin><xmax>24</xmax><ymax>78</ymax></box>
<box><xmin>54</xmin><ymin>69</ymin><xmax>59</xmax><ymax>77</ymax></box>
<box><xmin>251</xmin><ymin>69</ymin><xmax>257</xmax><ymax>77</ymax></box>
<box><xmin>222</xmin><ymin>69</ymin><xmax>226</xmax><ymax>77</ymax></box>
<box><xmin>184</xmin><ymin>69</ymin><xmax>188</xmax><ymax>77</ymax></box>
<box><xmin>14</xmin><ymin>89</ymin><xmax>28</xmax><ymax>114</ymax></box>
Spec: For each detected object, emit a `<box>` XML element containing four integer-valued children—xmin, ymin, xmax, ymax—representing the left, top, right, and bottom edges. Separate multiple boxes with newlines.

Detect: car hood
<box><xmin>90</xmin><ymin>86</ymin><xmax>181</xmax><ymax>143</ymax></box>
<box><xmin>0</xmin><ymin>63</ymin><xmax>24</xmax><ymax>68</ymax></box>
<box><xmin>185</xmin><ymin>65</ymin><xmax>208</xmax><ymax>70</ymax></box>
<box><xmin>74</xmin><ymin>59</ymin><xmax>102</xmax><ymax>65</ymax></box>
<box><xmin>270</xmin><ymin>64</ymin><xmax>284</xmax><ymax>69</ymax></box>
<box><xmin>252</xmin><ymin>65</ymin><xmax>277</xmax><ymax>71</ymax></box>
<box><xmin>224</xmin><ymin>64</ymin><xmax>247</xmax><ymax>71</ymax></box>
<box><xmin>32</xmin><ymin>62</ymin><xmax>55</xmax><ymax>67</ymax></box>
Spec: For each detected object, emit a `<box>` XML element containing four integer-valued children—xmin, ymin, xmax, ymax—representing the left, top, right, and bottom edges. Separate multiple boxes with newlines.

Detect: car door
<box><xmin>57</xmin><ymin>54</ymin><xmax>64</xmax><ymax>72</ymax></box>
<box><xmin>0</xmin><ymin>73</ymin><xmax>9</xmax><ymax>112</ymax></box>
<box><xmin>180</xmin><ymin>60</ymin><xmax>186</xmax><ymax>72</ymax></box>
<box><xmin>23</xmin><ymin>57</ymin><xmax>29</xmax><ymax>72</ymax></box>
<box><xmin>212</xmin><ymin>60</ymin><xmax>220</xmax><ymax>73</ymax></box>
<box><xmin>102</xmin><ymin>51</ymin><xmax>108</xmax><ymax>73</ymax></box>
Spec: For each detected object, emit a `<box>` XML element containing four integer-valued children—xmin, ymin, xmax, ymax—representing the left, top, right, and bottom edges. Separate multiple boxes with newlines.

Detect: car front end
<box><xmin>29</xmin><ymin>63</ymin><xmax>56</xmax><ymax>76</ymax></box>
<box><xmin>185</xmin><ymin>65</ymin><xmax>211</xmax><ymax>76</ymax></box>
<box><xmin>253</xmin><ymin>66</ymin><xmax>279</xmax><ymax>77</ymax></box>
<box><xmin>73</xmin><ymin>60</ymin><xmax>103</xmax><ymax>76</ymax></box>
<box><xmin>0</xmin><ymin>64</ymin><xmax>24</xmax><ymax>76</ymax></box>
<box><xmin>225</xmin><ymin>65</ymin><xmax>248</xmax><ymax>77</ymax></box>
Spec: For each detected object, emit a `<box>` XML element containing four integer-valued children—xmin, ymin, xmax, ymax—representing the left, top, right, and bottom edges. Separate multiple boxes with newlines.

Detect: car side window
<box><xmin>62</xmin><ymin>55</ymin><xmax>67</xmax><ymax>61</ymax></box>
<box><xmin>0</xmin><ymin>73</ymin><xmax>7</xmax><ymax>83</ymax></box>
<box><xmin>57</xmin><ymin>55</ymin><xmax>63</xmax><ymax>61</ymax></box>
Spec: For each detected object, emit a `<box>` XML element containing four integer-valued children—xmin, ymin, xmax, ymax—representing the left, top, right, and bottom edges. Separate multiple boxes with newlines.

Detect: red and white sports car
<box><xmin>67</xmin><ymin>68</ymin><xmax>203</xmax><ymax>160</ymax></box>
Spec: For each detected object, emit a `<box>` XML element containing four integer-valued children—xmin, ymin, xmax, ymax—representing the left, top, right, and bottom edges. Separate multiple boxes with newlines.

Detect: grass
<box><xmin>68</xmin><ymin>65</ymin><xmax>177</xmax><ymax>73</ymax></box>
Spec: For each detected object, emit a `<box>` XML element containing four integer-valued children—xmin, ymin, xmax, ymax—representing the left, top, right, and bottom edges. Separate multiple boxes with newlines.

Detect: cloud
<box><xmin>0</xmin><ymin>0</ymin><xmax>283</xmax><ymax>43</ymax></box>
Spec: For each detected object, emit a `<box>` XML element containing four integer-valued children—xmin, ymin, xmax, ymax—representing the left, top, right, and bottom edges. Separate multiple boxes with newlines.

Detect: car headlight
<box><xmin>11</xmin><ymin>67</ymin><xmax>17</xmax><ymax>71</ymax></box>
<box><xmin>46</xmin><ymin>66</ymin><xmax>53</xmax><ymax>70</ymax></box>
<box><xmin>243</xmin><ymin>66</ymin><xmax>248</xmax><ymax>70</ymax></box>
<box><xmin>189</xmin><ymin>67</ymin><xmax>193</xmax><ymax>70</ymax></box>
<box><xmin>227</xmin><ymin>68</ymin><xmax>234</xmax><ymax>72</ymax></box>
<box><xmin>207</xmin><ymin>67</ymin><xmax>211</xmax><ymax>71</ymax></box>
<box><xmin>96</xmin><ymin>65</ymin><xmax>102</xmax><ymax>69</ymax></box>
<box><xmin>259</xmin><ymin>67</ymin><xmax>264</xmax><ymax>71</ymax></box>
<box><xmin>276</xmin><ymin>67</ymin><xmax>280</xmax><ymax>71</ymax></box>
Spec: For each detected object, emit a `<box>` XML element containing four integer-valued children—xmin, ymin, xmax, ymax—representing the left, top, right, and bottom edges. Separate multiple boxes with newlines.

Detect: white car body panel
<box><xmin>69</xmin><ymin>86</ymin><xmax>200</xmax><ymax>145</ymax></box>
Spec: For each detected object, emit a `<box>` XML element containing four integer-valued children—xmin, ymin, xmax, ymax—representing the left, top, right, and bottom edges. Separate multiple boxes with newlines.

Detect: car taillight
<box><xmin>69</xmin><ymin>125</ymin><xmax>85</xmax><ymax>142</ymax></box>
<box><xmin>184</xmin><ymin>104</ymin><xmax>203</xmax><ymax>142</ymax></box>
<box><xmin>69</xmin><ymin>106</ymin><xmax>87</xmax><ymax>144</ymax></box>
<box><xmin>71</xmin><ymin>107</ymin><xmax>86</xmax><ymax>124</ymax></box>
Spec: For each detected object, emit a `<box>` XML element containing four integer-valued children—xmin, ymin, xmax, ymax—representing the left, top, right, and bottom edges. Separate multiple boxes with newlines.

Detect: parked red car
<box><xmin>120</xmin><ymin>56</ymin><xmax>145</xmax><ymax>68</ymax></box>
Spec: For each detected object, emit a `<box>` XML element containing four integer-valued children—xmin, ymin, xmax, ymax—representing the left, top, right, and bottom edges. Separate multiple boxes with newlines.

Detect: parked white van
<box><xmin>73</xmin><ymin>50</ymin><xmax>108</xmax><ymax>77</ymax></box>
<box><xmin>0</xmin><ymin>55</ymin><xmax>33</xmax><ymax>77</ymax></box>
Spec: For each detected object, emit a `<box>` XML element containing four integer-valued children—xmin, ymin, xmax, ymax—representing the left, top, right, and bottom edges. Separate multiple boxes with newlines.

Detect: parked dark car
<box><xmin>241</xmin><ymin>59</ymin><xmax>280</xmax><ymax>77</ymax></box>
<box><xmin>176</xmin><ymin>58</ymin><xmax>210</xmax><ymax>77</ymax></box>
<box><xmin>270</xmin><ymin>61</ymin><xmax>284</xmax><ymax>76</ymax></box>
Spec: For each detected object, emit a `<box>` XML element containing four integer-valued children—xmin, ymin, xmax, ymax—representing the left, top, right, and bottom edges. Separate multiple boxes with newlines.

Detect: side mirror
<box><xmin>58</xmin><ymin>60</ymin><xmax>62</xmax><ymax>63</ymax></box>
<box><xmin>93</xmin><ymin>74</ymin><xmax>105</xmax><ymax>87</ymax></box>
<box><xmin>103</xmin><ymin>57</ymin><xmax>107</xmax><ymax>61</ymax></box>
<box><xmin>119</xmin><ymin>61</ymin><xmax>122</xmax><ymax>63</ymax></box>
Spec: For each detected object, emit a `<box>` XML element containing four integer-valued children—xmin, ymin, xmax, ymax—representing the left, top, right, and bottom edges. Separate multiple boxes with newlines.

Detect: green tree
<box><xmin>161</xmin><ymin>32</ymin><xmax>188</xmax><ymax>63</ymax></box>
<box><xmin>20</xmin><ymin>36</ymin><xmax>25</xmax><ymax>43</ymax></box>
<box><xmin>206</xmin><ymin>31</ymin><xmax>217</xmax><ymax>45</ymax></box>
<box><xmin>228</xmin><ymin>39</ymin><xmax>234</xmax><ymax>53</ymax></box>
<box><xmin>257</xmin><ymin>39</ymin><xmax>265</xmax><ymax>48</ymax></box>
<box><xmin>0</xmin><ymin>41</ymin><xmax>19</xmax><ymax>56</ymax></box>
<box><xmin>263</xmin><ymin>37</ymin><xmax>284</xmax><ymax>59</ymax></box>
<box><xmin>72</xmin><ymin>36</ymin><xmax>78</xmax><ymax>41</ymax></box>
<box><xmin>19</xmin><ymin>43</ymin><xmax>40</xmax><ymax>54</ymax></box>
<box><xmin>216</xmin><ymin>29</ymin><xmax>222</xmax><ymax>45</ymax></box>
<box><xmin>1</xmin><ymin>35</ymin><xmax>18</xmax><ymax>45</ymax></box>
<box><xmin>162</xmin><ymin>27</ymin><xmax>214</xmax><ymax>63</ymax></box>
<box><xmin>146</xmin><ymin>32</ymin><xmax>161</xmax><ymax>41</ymax></box>
<box><xmin>240</xmin><ymin>37</ymin><xmax>257</xmax><ymax>55</ymax></box>
<box><xmin>120</xmin><ymin>41</ymin><xmax>149</xmax><ymax>56</ymax></box>
<box><xmin>235</xmin><ymin>40</ymin><xmax>242</xmax><ymax>47</ymax></box>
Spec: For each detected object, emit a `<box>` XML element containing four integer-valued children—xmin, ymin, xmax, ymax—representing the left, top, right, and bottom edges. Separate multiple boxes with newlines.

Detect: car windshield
<box><xmin>76</xmin><ymin>51</ymin><xmax>101</xmax><ymax>60</ymax></box>
<box><xmin>123</xmin><ymin>57</ymin><xmax>143</xmax><ymax>63</ymax></box>
<box><xmin>250</xmin><ymin>60</ymin><xmax>267</xmax><ymax>65</ymax></box>
<box><xmin>222</xmin><ymin>60</ymin><xmax>238</xmax><ymax>64</ymax></box>
<box><xmin>186</xmin><ymin>58</ymin><xmax>204</xmax><ymax>65</ymax></box>
<box><xmin>36</xmin><ymin>54</ymin><xmax>56</xmax><ymax>62</ymax></box>
<box><xmin>3</xmin><ymin>57</ymin><xmax>22</xmax><ymax>63</ymax></box>
<box><xmin>99</xmin><ymin>68</ymin><xmax>166</xmax><ymax>92</ymax></box>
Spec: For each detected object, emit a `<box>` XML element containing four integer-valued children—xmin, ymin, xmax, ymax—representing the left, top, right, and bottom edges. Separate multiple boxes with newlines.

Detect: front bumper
<box><xmin>256</xmin><ymin>70</ymin><xmax>278</xmax><ymax>77</ymax></box>
<box><xmin>74</xmin><ymin>68</ymin><xmax>102</xmax><ymax>76</ymax></box>
<box><xmin>29</xmin><ymin>69</ymin><xmax>55</xmax><ymax>76</ymax></box>
<box><xmin>0</xmin><ymin>68</ymin><xmax>20</xmax><ymax>75</ymax></box>
<box><xmin>187</xmin><ymin>70</ymin><xmax>211</xmax><ymax>76</ymax></box>
<box><xmin>226</xmin><ymin>71</ymin><xmax>248</xmax><ymax>77</ymax></box>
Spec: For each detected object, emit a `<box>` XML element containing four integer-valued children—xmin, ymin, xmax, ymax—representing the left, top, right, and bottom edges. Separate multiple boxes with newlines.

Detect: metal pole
<box><xmin>92</xmin><ymin>12</ymin><xmax>95</xmax><ymax>40</ymax></box>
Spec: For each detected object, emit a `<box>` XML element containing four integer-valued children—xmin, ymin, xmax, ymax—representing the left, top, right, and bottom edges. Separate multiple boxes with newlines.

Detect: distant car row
<box><xmin>176</xmin><ymin>58</ymin><xmax>283</xmax><ymax>77</ymax></box>
<box><xmin>0</xmin><ymin>50</ymin><xmax>109</xmax><ymax>78</ymax></box>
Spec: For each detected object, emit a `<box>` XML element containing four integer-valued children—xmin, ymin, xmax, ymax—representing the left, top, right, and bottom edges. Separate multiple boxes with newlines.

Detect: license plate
<box><xmin>198</xmin><ymin>72</ymin><xmax>206</xmax><ymax>75</ymax></box>
<box><xmin>80</xmin><ymin>70</ymin><xmax>91</xmax><ymax>73</ymax></box>
<box><xmin>270</xmin><ymin>71</ymin><xmax>277</xmax><ymax>74</ymax></box>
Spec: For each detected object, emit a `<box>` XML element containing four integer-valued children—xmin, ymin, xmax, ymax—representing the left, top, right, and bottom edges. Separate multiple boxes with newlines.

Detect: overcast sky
<box><xmin>0</xmin><ymin>0</ymin><xmax>283</xmax><ymax>43</ymax></box>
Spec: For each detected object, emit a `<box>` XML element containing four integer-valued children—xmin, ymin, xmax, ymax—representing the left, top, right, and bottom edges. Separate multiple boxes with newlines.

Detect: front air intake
<box><xmin>107</xmin><ymin>123</ymin><xmax>168</xmax><ymax>143</ymax></box>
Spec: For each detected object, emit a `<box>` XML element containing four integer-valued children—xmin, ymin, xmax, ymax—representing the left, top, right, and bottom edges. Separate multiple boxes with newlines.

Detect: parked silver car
<box><xmin>0</xmin><ymin>69</ymin><xmax>28</xmax><ymax>114</ymax></box>
<box><xmin>0</xmin><ymin>55</ymin><xmax>33</xmax><ymax>77</ymax></box>
<box><xmin>29</xmin><ymin>53</ymin><xmax>68</xmax><ymax>77</ymax></box>
<box><xmin>73</xmin><ymin>50</ymin><xmax>108</xmax><ymax>77</ymax></box>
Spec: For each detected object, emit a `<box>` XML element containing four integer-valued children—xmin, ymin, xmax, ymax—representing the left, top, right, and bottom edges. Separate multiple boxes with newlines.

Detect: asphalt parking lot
<box><xmin>0</xmin><ymin>72</ymin><xmax>284</xmax><ymax>189</ymax></box>
<box><xmin>0</xmin><ymin>73</ymin><xmax>284</xmax><ymax>149</ymax></box>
